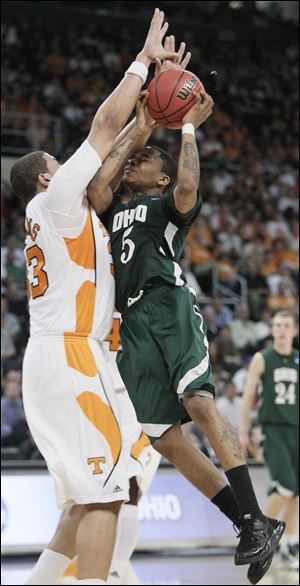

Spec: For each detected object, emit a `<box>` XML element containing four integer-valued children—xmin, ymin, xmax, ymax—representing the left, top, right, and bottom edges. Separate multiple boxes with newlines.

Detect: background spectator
<box><xmin>1</xmin><ymin>373</ymin><xmax>24</xmax><ymax>446</ymax></box>
<box><xmin>216</xmin><ymin>383</ymin><xmax>243</xmax><ymax>431</ymax></box>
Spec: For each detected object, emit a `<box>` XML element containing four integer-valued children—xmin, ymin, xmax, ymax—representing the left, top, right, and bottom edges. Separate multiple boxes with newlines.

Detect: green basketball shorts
<box><xmin>117</xmin><ymin>285</ymin><xmax>215</xmax><ymax>441</ymax></box>
<box><xmin>263</xmin><ymin>423</ymin><xmax>299</xmax><ymax>496</ymax></box>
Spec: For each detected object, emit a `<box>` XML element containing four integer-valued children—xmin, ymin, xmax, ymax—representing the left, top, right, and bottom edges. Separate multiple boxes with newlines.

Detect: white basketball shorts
<box><xmin>22</xmin><ymin>334</ymin><xmax>129</xmax><ymax>509</ymax></box>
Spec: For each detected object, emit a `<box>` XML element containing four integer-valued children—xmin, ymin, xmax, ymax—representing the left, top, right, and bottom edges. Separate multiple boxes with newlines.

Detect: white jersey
<box><xmin>24</xmin><ymin>139</ymin><xmax>114</xmax><ymax>340</ymax></box>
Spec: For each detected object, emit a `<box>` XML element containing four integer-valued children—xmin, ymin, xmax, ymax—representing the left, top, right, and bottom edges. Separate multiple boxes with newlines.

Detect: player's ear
<box><xmin>158</xmin><ymin>174</ymin><xmax>170</xmax><ymax>189</ymax></box>
<box><xmin>38</xmin><ymin>173</ymin><xmax>52</xmax><ymax>188</ymax></box>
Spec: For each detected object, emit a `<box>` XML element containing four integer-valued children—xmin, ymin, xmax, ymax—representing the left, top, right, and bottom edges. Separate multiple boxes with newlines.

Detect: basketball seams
<box><xmin>152</xmin><ymin>71</ymin><xmax>184</xmax><ymax>128</ymax></box>
<box><xmin>147</xmin><ymin>70</ymin><xmax>203</xmax><ymax>129</ymax></box>
<box><xmin>148</xmin><ymin>70</ymin><xmax>189</xmax><ymax>113</ymax></box>
<box><xmin>153</xmin><ymin>94</ymin><xmax>197</xmax><ymax>120</ymax></box>
<box><xmin>161</xmin><ymin>69</ymin><xmax>186</xmax><ymax>112</ymax></box>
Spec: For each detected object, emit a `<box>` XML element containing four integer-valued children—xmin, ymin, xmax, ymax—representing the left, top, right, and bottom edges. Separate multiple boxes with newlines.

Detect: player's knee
<box><xmin>183</xmin><ymin>394</ymin><xmax>218</xmax><ymax>427</ymax></box>
<box><xmin>153</xmin><ymin>425</ymin><xmax>181</xmax><ymax>458</ymax></box>
<box><xmin>153</xmin><ymin>436</ymin><xmax>172</xmax><ymax>458</ymax></box>
<box><xmin>61</xmin><ymin>504</ymin><xmax>84</xmax><ymax>524</ymax></box>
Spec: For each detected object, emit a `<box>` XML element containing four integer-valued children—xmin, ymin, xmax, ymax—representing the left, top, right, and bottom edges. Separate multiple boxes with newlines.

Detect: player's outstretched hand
<box><xmin>182</xmin><ymin>91</ymin><xmax>214</xmax><ymax>129</ymax></box>
<box><xmin>155</xmin><ymin>35</ymin><xmax>192</xmax><ymax>76</ymax></box>
<box><xmin>139</xmin><ymin>8</ymin><xmax>179</xmax><ymax>65</ymax></box>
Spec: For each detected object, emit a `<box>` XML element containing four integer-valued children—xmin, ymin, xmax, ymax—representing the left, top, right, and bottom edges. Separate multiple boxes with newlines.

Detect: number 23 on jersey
<box><xmin>26</xmin><ymin>245</ymin><xmax>49</xmax><ymax>300</ymax></box>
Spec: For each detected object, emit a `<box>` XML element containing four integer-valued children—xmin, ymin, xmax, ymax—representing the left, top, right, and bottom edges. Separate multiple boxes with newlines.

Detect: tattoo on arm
<box><xmin>182</xmin><ymin>140</ymin><xmax>200</xmax><ymax>186</ymax></box>
<box><xmin>89</xmin><ymin>129</ymin><xmax>145</xmax><ymax>189</ymax></box>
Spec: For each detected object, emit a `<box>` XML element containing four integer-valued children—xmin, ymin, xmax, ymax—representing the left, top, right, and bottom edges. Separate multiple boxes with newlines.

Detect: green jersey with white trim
<box><xmin>258</xmin><ymin>347</ymin><xmax>299</xmax><ymax>427</ymax></box>
<box><xmin>102</xmin><ymin>193</ymin><xmax>202</xmax><ymax>314</ymax></box>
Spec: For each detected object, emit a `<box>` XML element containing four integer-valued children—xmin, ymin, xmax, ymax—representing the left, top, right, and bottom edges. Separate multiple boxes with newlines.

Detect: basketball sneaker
<box><xmin>247</xmin><ymin>518</ymin><xmax>286</xmax><ymax>584</ymax></box>
<box><xmin>235</xmin><ymin>514</ymin><xmax>273</xmax><ymax>566</ymax></box>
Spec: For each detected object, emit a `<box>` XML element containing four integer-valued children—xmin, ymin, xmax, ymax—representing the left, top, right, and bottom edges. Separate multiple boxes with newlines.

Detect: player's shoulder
<box><xmin>250</xmin><ymin>351</ymin><xmax>265</xmax><ymax>374</ymax></box>
<box><xmin>260</xmin><ymin>347</ymin><xmax>274</xmax><ymax>359</ymax></box>
<box><xmin>26</xmin><ymin>192</ymin><xmax>47</xmax><ymax>216</ymax></box>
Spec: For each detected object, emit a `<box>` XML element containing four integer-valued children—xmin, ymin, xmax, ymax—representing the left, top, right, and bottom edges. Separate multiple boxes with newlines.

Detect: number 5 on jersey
<box><xmin>26</xmin><ymin>245</ymin><xmax>49</xmax><ymax>299</ymax></box>
<box><xmin>121</xmin><ymin>227</ymin><xmax>135</xmax><ymax>264</ymax></box>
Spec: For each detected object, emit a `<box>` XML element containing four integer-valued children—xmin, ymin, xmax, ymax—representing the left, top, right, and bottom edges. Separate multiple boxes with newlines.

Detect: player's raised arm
<box><xmin>37</xmin><ymin>9</ymin><xmax>179</xmax><ymax>220</ymax></box>
<box><xmin>87</xmin><ymin>38</ymin><xmax>192</xmax><ymax>214</ymax></box>
<box><xmin>239</xmin><ymin>352</ymin><xmax>265</xmax><ymax>455</ymax></box>
<box><xmin>87</xmin><ymin>92</ymin><xmax>158</xmax><ymax>214</ymax></box>
<box><xmin>87</xmin><ymin>8</ymin><xmax>178</xmax><ymax>163</ymax></box>
<box><xmin>173</xmin><ymin>91</ymin><xmax>214</xmax><ymax>214</ymax></box>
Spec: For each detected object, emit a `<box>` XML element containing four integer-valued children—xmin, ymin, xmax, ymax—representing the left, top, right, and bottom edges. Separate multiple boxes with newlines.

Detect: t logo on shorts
<box><xmin>87</xmin><ymin>456</ymin><xmax>106</xmax><ymax>474</ymax></box>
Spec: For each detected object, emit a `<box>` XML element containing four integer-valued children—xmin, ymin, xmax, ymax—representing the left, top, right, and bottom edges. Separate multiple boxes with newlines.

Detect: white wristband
<box><xmin>125</xmin><ymin>61</ymin><xmax>148</xmax><ymax>84</ymax></box>
<box><xmin>182</xmin><ymin>123</ymin><xmax>195</xmax><ymax>136</ymax></box>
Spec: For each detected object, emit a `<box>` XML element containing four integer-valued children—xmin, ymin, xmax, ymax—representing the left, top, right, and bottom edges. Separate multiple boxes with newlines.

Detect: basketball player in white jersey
<box><xmin>9</xmin><ymin>10</ymin><xmax>178</xmax><ymax>586</ymax></box>
<box><xmin>61</xmin><ymin>311</ymin><xmax>161</xmax><ymax>585</ymax></box>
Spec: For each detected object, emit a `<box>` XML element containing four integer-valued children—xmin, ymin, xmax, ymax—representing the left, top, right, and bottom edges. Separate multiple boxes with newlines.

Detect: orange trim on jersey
<box><xmin>77</xmin><ymin>391</ymin><xmax>121</xmax><ymax>464</ymax></box>
<box><xmin>130</xmin><ymin>431</ymin><xmax>150</xmax><ymax>461</ymax></box>
<box><xmin>64</xmin><ymin>336</ymin><xmax>98</xmax><ymax>377</ymax></box>
<box><xmin>64</xmin><ymin>332</ymin><xmax>88</xmax><ymax>338</ymax></box>
<box><xmin>76</xmin><ymin>280</ymin><xmax>96</xmax><ymax>333</ymax></box>
<box><xmin>62</xmin><ymin>557</ymin><xmax>78</xmax><ymax>578</ymax></box>
<box><xmin>63</xmin><ymin>208</ymin><xmax>95</xmax><ymax>269</ymax></box>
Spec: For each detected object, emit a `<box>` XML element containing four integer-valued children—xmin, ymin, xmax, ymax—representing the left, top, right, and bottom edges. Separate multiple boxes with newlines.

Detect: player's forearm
<box><xmin>174</xmin><ymin>134</ymin><xmax>199</xmax><ymax>212</ymax></box>
<box><xmin>91</xmin><ymin>55</ymin><xmax>150</xmax><ymax>136</ymax></box>
<box><xmin>109</xmin><ymin>126</ymin><xmax>152</xmax><ymax>189</ymax></box>
<box><xmin>112</xmin><ymin>118</ymin><xmax>137</xmax><ymax>150</ymax></box>
<box><xmin>87</xmin><ymin>125</ymin><xmax>151</xmax><ymax>202</ymax></box>
<box><xmin>178</xmin><ymin>134</ymin><xmax>200</xmax><ymax>189</ymax></box>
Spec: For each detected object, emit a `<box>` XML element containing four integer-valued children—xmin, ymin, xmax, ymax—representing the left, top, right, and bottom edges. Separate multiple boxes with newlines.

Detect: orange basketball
<box><xmin>147</xmin><ymin>69</ymin><xmax>204</xmax><ymax>129</ymax></box>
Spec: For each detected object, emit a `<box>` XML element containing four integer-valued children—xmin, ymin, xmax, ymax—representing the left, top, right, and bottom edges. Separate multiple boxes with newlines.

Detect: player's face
<box><xmin>123</xmin><ymin>147</ymin><xmax>166</xmax><ymax>193</ymax></box>
<box><xmin>272</xmin><ymin>317</ymin><xmax>298</xmax><ymax>344</ymax></box>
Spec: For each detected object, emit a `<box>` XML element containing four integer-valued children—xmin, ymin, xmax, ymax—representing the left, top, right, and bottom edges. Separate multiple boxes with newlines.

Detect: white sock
<box><xmin>25</xmin><ymin>548</ymin><xmax>72</xmax><ymax>585</ymax></box>
<box><xmin>123</xmin><ymin>562</ymin><xmax>142</xmax><ymax>585</ymax></box>
<box><xmin>108</xmin><ymin>504</ymin><xmax>139</xmax><ymax>584</ymax></box>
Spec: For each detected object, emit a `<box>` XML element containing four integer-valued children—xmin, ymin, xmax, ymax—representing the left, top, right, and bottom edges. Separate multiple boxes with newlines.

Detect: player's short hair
<box><xmin>10</xmin><ymin>151</ymin><xmax>48</xmax><ymax>202</ymax></box>
<box><xmin>150</xmin><ymin>145</ymin><xmax>177</xmax><ymax>194</ymax></box>
<box><xmin>272</xmin><ymin>310</ymin><xmax>298</xmax><ymax>324</ymax></box>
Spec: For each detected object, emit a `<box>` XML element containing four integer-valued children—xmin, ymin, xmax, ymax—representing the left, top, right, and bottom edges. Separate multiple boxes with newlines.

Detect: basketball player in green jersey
<box><xmin>87</xmin><ymin>78</ymin><xmax>285</xmax><ymax>582</ymax></box>
<box><xmin>240</xmin><ymin>310</ymin><xmax>299</xmax><ymax>571</ymax></box>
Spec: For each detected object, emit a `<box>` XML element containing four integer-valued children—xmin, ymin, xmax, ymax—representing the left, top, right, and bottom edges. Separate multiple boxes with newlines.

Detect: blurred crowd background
<box><xmin>1</xmin><ymin>0</ymin><xmax>299</xmax><ymax>460</ymax></box>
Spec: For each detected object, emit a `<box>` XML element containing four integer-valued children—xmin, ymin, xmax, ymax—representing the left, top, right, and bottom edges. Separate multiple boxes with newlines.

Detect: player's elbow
<box><xmin>174</xmin><ymin>184</ymin><xmax>197</xmax><ymax>213</ymax></box>
<box><xmin>91</xmin><ymin>114</ymin><xmax>118</xmax><ymax>141</ymax></box>
<box><xmin>95</xmin><ymin>111</ymin><xmax>121</xmax><ymax>135</ymax></box>
<box><xmin>176</xmin><ymin>181</ymin><xmax>198</xmax><ymax>198</ymax></box>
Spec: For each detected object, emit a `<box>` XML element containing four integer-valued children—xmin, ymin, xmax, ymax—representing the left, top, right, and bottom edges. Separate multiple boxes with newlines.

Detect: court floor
<box><xmin>1</xmin><ymin>554</ymin><xmax>299</xmax><ymax>585</ymax></box>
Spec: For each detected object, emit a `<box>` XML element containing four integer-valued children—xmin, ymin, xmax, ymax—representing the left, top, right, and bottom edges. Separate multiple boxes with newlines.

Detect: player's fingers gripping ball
<box><xmin>146</xmin><ymin>69</ymin><xmax>204</xmax><ymax>129</ymax></box>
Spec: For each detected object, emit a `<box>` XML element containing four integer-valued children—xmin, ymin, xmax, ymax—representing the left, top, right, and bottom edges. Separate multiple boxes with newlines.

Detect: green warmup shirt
<box><xmin>258</xmin><ymin>347</ymin><xmax>299</xmax><ymax>427</ymax></box>
<box><xmin>102</xmin><ymin>192</ymin><xmax>202</xmax><ymax>313</ymax></box>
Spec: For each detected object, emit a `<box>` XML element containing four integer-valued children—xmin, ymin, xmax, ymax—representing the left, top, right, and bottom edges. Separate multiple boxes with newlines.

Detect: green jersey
<box><xmin>258</xmin><ymin>347</ymin><xmax>299</xmax><ymax>427</ymax></box>
<box><xmin>102</xmin><ymin>193</ymin><xmax>202</xmax><ymax>313</ymax></box>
